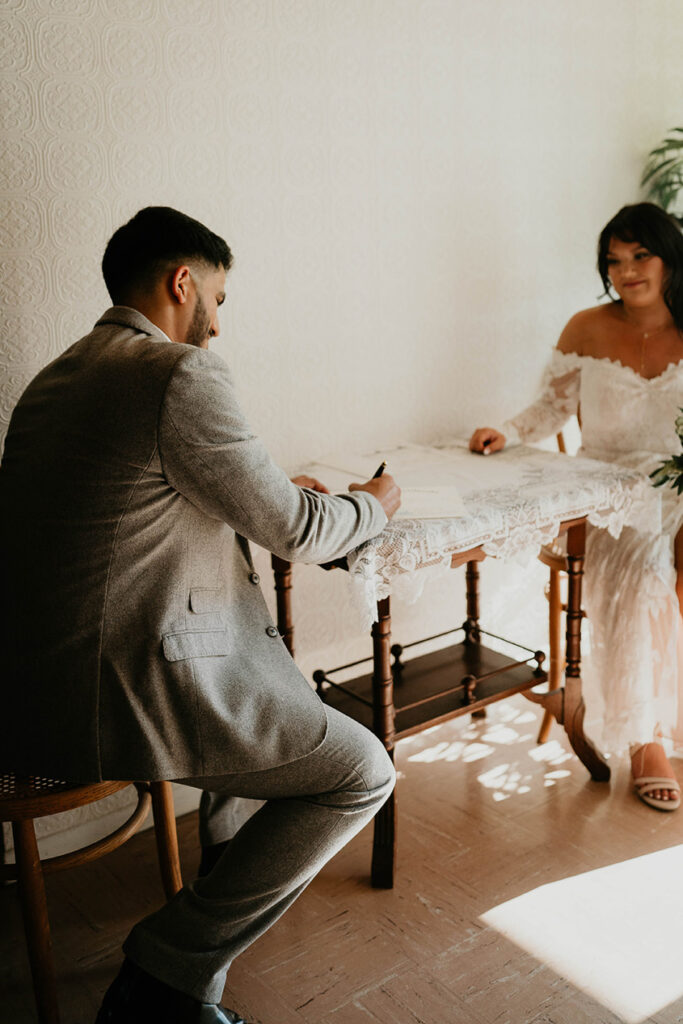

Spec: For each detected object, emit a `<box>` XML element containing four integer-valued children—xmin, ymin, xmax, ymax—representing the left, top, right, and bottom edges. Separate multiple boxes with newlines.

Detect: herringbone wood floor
<box><xmin>3</xmin><ymin>697</ymin><xmax>683</xmax><ymax>1024</ymax></box>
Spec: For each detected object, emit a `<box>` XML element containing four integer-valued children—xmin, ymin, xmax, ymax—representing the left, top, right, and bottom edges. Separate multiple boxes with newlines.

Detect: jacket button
<box><xmin>249</xmin><ymin>572</ymin><xmax>260</xmax><ymax>585</ymax></box>
<box><xmin>266</xmin><ymin>625</ymin><xmax>279</xmax><ymax>638</ymax></box>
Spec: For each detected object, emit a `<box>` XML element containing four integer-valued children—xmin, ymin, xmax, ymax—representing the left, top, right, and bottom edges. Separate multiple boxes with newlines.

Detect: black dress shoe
<box><xmin>197</xmin><ymin>1005</ymin><xmax>248</xmax><ymax>1022</ymax></box>
<box><xmin>197</xmin><ymin>838</ymin><xmax>231</xmax><ymax>877</ymax></box>
<box><xmin>198</xmin><ymin>1006</ymin><xmax>248</xmax><ymax>1022</ymax></box>
<box><xmin>95</xmin><ymin>958</ymin><xmax>250</xmax><ymax>1023</ymax></box>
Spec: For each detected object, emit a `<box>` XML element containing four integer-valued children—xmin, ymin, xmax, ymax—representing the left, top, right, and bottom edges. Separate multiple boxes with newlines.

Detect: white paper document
<box><xmin>306</xmin><ymin>444</ymin><xmax>467</xmax><ymax>520</ymax></box>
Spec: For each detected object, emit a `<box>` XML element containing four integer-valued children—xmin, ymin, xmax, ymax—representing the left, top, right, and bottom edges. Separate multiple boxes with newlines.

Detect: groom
<box><xmin>0</xmin><ymin>206</ymin><xmax>399</xmax><ymax>1023</ymax></box>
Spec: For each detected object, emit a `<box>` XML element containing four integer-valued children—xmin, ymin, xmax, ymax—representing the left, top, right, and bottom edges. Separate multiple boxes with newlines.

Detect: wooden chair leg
<box><xmin>537</xmin><ymin>566</ymin><xmax>564</xmax><ymax>745</ymax></box>
<box><xmin>149</xmin><ymin>781</ymin><xmax>182</xmax><ymax>899</ymax></box>
<box><xmin>12</xmin><ymin>818</ymin><xmax>60</xmax><ymax>1024</ymax></box>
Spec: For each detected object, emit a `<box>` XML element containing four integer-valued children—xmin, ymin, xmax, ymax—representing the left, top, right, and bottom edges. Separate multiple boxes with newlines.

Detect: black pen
<box><xmin>321</xmin><ymin>462</ymin><xmax>384</xmax><ymax>573</ymax></box>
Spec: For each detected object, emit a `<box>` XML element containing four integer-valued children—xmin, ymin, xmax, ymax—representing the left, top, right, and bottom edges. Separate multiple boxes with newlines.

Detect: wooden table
<box><xmin>272</xmin><ymin>444</ymin><xmax>656</xmax><ymax>888</ymax></box>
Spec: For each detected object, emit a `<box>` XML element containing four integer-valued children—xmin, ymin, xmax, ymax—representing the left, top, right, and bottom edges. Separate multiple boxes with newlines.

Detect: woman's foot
<box><xmin>630</xmin><ymin>742</ymin><xmax>681</xmax><ymax>811</ymax></box>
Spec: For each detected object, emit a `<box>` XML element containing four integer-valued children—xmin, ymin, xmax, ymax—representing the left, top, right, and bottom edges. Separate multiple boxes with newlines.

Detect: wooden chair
<box><xmin>536</xmin><ymin>429</ymin><xmax>577</xmax><ymax>744</ymax></box>
<box><xmin>0</xmin><ymin>774</ymin><xmax>183</xmax><ymax>1024</ymax></box>
<box><xmin>536</xmin><ymin>538</ymin><xmax>568</xmax><ymax>743</ymax></box>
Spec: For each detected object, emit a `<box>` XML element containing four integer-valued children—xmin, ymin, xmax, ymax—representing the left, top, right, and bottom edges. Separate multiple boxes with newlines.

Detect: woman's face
<box><xmin>606</xmin><ymin>236</ymin><xmax>667</xmax><ymax>307</ymax></box>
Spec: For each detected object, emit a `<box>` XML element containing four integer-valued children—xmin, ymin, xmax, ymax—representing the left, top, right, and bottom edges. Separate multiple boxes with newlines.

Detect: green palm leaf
<box><xmin>641</xmin><ymin>129</ymin><xmax>683</xmax><ymax>215</ymax></box>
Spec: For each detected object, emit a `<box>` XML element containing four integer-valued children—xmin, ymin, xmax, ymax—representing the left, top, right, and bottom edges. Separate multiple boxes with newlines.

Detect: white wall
<box><xmin>2</xmin><ymin>0</ymin><xmax>682</xmax><ymax>853</ymax></box>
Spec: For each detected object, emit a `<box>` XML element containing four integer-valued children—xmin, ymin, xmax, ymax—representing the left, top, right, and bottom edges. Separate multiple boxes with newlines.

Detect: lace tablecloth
<box><xmin>304</xmin><ymin>442</ymin><xmax>660</xmax><ymax>625</ymax></box>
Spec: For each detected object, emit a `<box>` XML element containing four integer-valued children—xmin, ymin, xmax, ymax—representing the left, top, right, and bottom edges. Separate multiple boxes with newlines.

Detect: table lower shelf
<box><xmin>318</xmin><ymin>640</ymin><xmax>548</xmax><ymax>741</ymax></box>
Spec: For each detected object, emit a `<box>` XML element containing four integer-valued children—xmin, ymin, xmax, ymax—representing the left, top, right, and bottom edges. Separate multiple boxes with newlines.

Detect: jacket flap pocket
<box><xmin>189</xmin><ymin>588</ymin><xmax>221</xmax><ymax>614</ymax></box>
<box><xmin>162</xmin><ymin>629</ymin><xmax>230</xmax><ymax>662</ymax></box>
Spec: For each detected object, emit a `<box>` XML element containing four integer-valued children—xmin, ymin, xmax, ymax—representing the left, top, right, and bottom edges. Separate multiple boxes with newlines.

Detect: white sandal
<box><xmin>633</xmin><ymin>775</ymin><xmax>681</xmax><ymax>812</ymax></box>
<box><xmin>630</xmin><ymin>742</ymin><xmax>681</xmax><ymax>812</ymax></box>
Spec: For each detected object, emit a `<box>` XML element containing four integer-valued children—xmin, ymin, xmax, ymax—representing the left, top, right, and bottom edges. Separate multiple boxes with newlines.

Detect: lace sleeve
<box><xmin>499</xmin><ymin>349</ymin><xmax>582</xmax><ymax>444</ymax></box>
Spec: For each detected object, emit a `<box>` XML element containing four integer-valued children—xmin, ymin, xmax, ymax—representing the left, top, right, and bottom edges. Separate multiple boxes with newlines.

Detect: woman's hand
<box><xmin>469</xmin><ymin>427</ymin><xmax>506</xmax><ymax>455</ymax></box>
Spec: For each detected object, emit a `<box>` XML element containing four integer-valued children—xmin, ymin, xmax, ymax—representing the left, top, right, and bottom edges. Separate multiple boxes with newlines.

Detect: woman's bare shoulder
<box><xmin>556</xmin><ymin>304</ymin><xmax>617</xmax><ymax>356</ymax></box>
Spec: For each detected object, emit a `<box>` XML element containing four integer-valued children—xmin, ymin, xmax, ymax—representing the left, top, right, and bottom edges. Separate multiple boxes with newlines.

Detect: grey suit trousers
<box><xmin>198</xmin><ymin>790</ymin><xmax>263</xmax><ymax>848</ymax></box>
<box><xmin>123</xmin><ymin>707</ymin><xmax>395</xmax><ymax>1003</ymax></box>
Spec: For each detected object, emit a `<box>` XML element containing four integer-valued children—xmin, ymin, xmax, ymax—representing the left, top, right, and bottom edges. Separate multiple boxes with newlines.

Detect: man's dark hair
<box><xmin>102</xmin><ymin>206</ymin><xmax>233</xmax><ymax>304</ymax></box>
<box><xmin>597</xmin><ymin>202</ymin><xmax>683</xmax><ymax>330</ymax></box>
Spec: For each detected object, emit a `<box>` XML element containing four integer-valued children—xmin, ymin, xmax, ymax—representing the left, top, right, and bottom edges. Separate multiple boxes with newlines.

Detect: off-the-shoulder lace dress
<box><xmin>503</xmin><ymin>349</ymin><xmax>683</xmax><ymax>752</ymax></box>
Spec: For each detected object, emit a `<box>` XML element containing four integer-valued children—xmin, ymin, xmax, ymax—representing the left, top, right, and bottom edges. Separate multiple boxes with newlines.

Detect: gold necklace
<box><xmin>640</xmin><ymin>322</ymin><xmax>671</xmax><ymax>340</ymax></box>
<box><xmin>624</xmin><ymin>315</ymin><xmax>672</xmax><ymax>340</ymax></box>
<box><xmin>620</xmin><ymin>310</ymin><xmax>674</xmax><ymax>374</ymax></box>
<box><xmin>621</xmin><ymin>305</ymin><xmax>673</xmax><ymax>339</ymax></box>
<box><xmin>636</xmin><ymin>323</ymin><xmax>683</xmax><ymax>375</ymax></box>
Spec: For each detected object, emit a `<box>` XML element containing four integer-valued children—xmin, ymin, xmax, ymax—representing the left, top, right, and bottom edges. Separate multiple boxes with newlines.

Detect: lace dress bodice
<box><xmin>504</xmin><ymin>349</ymin><xmax>683</xmax><ymax>474</ymax></box>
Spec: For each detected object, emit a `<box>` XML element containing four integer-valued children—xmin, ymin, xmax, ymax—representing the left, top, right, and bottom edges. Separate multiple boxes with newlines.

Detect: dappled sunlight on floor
<box><xmin>481</xmin><ymin>844</ymin><xmax>683</xmax><ymax>1023</ymax></box>
<box><xmin>402</xmin><ymin>702</ymin><xmax>577</xmax><ymax>801</ymax></box>
<box><xmin>476</xmin><ymin>763</ymin><xmax>533</xmax><ymax>800</ymax></box>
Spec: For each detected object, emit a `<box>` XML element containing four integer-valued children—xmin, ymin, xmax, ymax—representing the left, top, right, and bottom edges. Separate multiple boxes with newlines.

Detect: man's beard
<box><xmin>185</xmin><ymin>293</ymin><xmax>211</xmax><ymax>348</ymax></box>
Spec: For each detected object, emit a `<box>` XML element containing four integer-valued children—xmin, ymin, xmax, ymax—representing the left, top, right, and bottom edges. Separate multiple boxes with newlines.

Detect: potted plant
<box><xmin>641</xmin><ymin>127</ymin><xmax>683</xmax><ymax>223</ymax></box>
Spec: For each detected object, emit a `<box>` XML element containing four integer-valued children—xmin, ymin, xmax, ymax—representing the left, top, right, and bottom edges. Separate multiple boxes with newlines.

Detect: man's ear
<box><xmin>169</xmin><ymin>265</ymin><xmax>192</xmax><ymax>305</ymax></box>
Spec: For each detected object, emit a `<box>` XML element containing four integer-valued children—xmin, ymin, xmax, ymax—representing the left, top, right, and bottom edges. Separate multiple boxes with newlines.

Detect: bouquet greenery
<box><xmin>650</xmin><ymin>409</ymin><xmax>683</xmax><ymax>493</ymax></box>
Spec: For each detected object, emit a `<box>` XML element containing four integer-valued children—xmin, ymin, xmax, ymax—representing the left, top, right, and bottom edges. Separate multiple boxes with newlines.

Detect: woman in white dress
<box><xmin>470</xmin><ymin>202</ymin><xmax>683</xmax><ymax>811</ymax></box>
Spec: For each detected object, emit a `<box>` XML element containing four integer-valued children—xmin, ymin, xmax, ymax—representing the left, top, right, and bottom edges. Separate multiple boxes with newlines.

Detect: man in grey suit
<box><xmin>0</xmin><ymin>207</ymin><xmax>400</xmax><ymax>1023</ymax></box>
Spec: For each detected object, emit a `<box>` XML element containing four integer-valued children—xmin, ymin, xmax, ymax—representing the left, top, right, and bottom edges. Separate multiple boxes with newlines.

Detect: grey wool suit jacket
<box><xmin>0</xmin><ymin>307</ymin><xmax>387</xmax><ymax>783</ymax></box>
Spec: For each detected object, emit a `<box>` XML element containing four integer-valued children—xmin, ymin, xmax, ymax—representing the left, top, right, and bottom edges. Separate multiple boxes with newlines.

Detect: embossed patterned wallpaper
<box><xmin>2</xmin><ymin>0</ymin><xmax>682</xmax><ymax>847</ymax></box>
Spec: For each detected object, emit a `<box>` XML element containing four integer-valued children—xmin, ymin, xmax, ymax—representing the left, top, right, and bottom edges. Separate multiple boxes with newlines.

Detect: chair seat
<box><xmin>0</xmin><ymin>773</ymin><xmax>131</xmax><ymax>821</ymax></box>
<box><xmin>537</xmin><ymin>538</ymin><xmax>567</xmax><ymax>572</ymax></box>
<box><xmin>0</xmin><ymin>776</ymin><xmax>155</xmax><ymax>884</ymax></box>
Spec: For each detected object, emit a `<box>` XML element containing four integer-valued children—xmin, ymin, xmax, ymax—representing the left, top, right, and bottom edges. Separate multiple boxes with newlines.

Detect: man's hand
<box><xmin>349</xmin><ymin>474</ymin><xmax>401</xmax><ymax>519</ymax></box>
<box><xmin>469</xmin><ymin>427</ymin><xmax>506</xmax><ymax>455</ymax></box>
<box><xmin>291</xmin><ymin>475</ymin><xmax>330</xmax><ymax>494</ymax></box>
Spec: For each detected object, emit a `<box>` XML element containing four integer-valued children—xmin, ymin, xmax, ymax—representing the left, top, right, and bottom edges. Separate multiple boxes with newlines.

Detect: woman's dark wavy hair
<box><xmin>597</xmin><ymin>202</ymin><xmax>683</xmax><ymax>330</ymax></box>
<box><xmin>102</xmin><ymin>206</ymin><xmax>233</xmax><ymax>304</ymax></box>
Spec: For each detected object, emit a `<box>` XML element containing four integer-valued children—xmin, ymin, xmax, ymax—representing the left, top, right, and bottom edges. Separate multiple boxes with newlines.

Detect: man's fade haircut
<box><xmin>102</xmin><ymin>206</ymin><xmax>233</xmax><ymax>304</ymax></box>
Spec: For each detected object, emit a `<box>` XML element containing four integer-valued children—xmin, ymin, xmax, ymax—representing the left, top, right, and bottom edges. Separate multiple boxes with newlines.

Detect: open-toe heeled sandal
<box><xmin>631</xmin><ymin>743</ymin><xmax>681</xmax><ymax>812</ymax></box>
<box><xmin>633</xmin><ymin>774</ymin><xmax>681</xmax><ymax>811</ymax></box>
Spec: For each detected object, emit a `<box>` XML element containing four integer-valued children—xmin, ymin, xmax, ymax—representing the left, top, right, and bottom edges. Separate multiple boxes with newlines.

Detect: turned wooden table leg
<box><xmin>466</xmin><ymin>560</ymin><xmax>487</xmax><ymax>719</ymax></box>
<box><xmin>272</xmin><ymin>555</ymin><xmax>294</xmax><ymax>657</ymax></box>
<box><xmin>562</xmin><ymin>521</ymin><xmax>610</xmax><ymax>781</ymax></box>
<box><xmin>371</xmin><ymin>596</ymin><xmax>396</xmax><ymax>889</ymax></box>
<box><xmin>465</xmin><ymin>559</ymin><xmax>480</xmax><ymax>626</ymax></box>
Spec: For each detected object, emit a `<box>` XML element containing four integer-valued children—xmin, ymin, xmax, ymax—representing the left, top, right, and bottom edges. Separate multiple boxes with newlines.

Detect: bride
<box><xmin>470</xmin><ymin>202</ymin><xmax>683</xmax><ymax>811</ymax></box>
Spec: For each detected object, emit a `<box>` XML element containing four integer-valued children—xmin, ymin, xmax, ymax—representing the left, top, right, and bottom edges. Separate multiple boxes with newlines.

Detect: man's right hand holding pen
<box><xmin>349</xmin><ymin>460</ymin><xmax>401</xmax><ymax>520</ymax></box>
